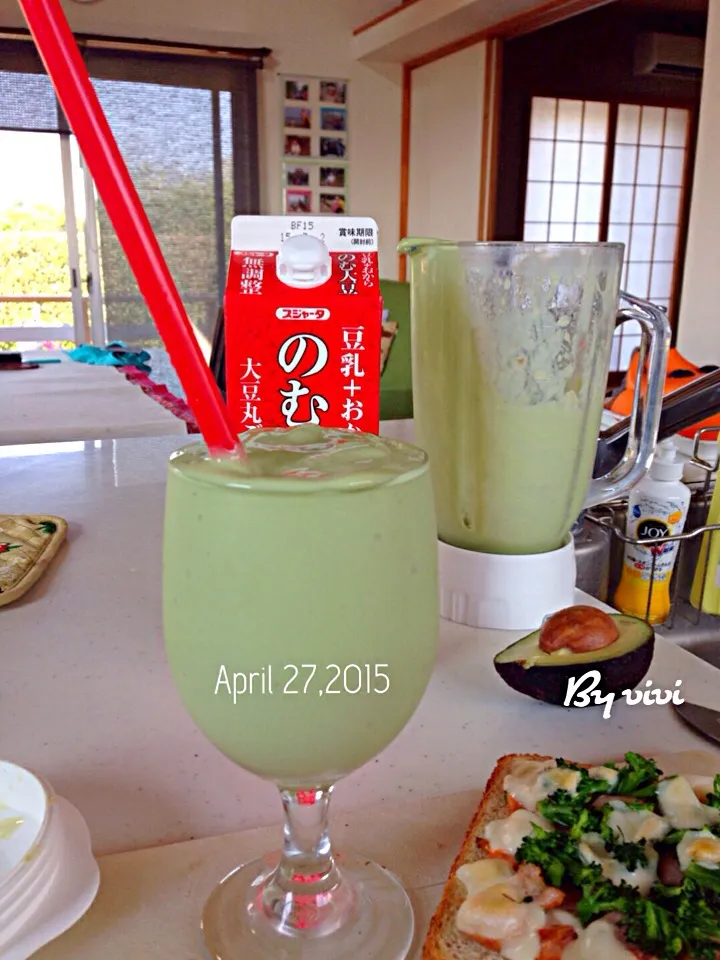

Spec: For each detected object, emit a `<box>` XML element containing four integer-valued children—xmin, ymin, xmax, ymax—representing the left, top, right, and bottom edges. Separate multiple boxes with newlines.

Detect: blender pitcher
<box><xmin>399</xmin><ymin>240</ymin><xmax>670</xmax><ymax>630</ymax></box>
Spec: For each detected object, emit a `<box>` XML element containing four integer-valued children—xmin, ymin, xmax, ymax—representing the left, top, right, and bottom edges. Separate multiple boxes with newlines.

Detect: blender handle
<box><xmin>584</xmin><ymin>291</ymin><xmax>671</xmax><ymax>509</ymax></box>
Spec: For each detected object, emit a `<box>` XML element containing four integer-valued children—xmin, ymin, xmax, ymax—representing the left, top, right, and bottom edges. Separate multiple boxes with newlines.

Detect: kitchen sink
<box><xmin>659</xmin><ymin>605</ymin><xmax>720</xmax><ymax>668</ymax></box>
<box><xmin>580</xmin><ymin>499</ymin><xmax>720</xmax><ymax>669</ymax></box>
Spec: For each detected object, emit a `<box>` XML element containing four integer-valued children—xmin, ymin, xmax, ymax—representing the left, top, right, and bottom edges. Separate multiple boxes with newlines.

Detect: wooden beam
<box><xmin>353</xmin><ymin>0</ymin><xmax>425</xmax><ymax>37</ymax></box>
<box><xmin>0</xmin><ymin>27</ymin><xmax>271</xmax><ymax>62</ymax></box>
<box><xmin>598</xmin><ymin>103</ymin><xmax>619</xmax><ymax>242</ymax></box>
<box><xmin>398</xmin><ymin>63</ymin><xmax>412</xmax><ymax>281</ymax></box>
<box><xmin>493</xmin><ymin>0</ymin><xmax>616</xmax><ymax>39</ymax></box>
<box><xmin>362</xmin><ymin>0</ymin><xmax>614</xmax><ymax>70</ymax></box>
<box><xmin>670</xmin><ymin>106</ymin><xmax>700</xmax><ymax>340</ymax></box>
<box><xmin>478</xmin><ymin>40</ymin><xmax>495</xmax><ymax>240</ymax></box>
<box><xmin>486</xmin><ymin>40</ymin><xmax>503</xmax><ymax>239</ymax></box>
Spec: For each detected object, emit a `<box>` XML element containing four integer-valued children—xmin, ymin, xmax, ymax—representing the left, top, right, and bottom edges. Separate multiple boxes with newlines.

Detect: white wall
<box><xmin>677</xmin><ymin>0</ymin><xmax>720</xmax><ymax>362</ymax></box>
<box><xmin>0</xmin><ymin>0</ymin><xmax>403</xmax><ymax>277</ymax></box>
<box><xmin>407</xmin><ymin>42</ymin><xmax>486</xmax><ymax>241</ymax></box>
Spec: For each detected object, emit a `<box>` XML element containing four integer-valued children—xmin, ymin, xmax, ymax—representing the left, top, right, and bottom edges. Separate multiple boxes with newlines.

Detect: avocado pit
<box><xmin>494</xmin><ymin>606</ymin><xmax>655</xmax><ymax>706</ymax></box>
<box><xmin>538</xmin><ymin>605</ymin><xmax>620</xmax><ymax>654</ymax></box>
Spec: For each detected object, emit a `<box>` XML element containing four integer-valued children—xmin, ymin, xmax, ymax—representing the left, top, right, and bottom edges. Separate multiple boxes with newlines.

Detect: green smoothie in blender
<box><xmin>403</xmin><ymin>241</ymin><xmax>622</xmax><ymax>555</ymax></box>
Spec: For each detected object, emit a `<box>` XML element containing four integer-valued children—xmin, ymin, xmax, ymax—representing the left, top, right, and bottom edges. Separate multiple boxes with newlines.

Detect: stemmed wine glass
<box><xmin>163</xmin><ymin>425</ymin><xmax>439</xmax><ymax>958</ymax></box>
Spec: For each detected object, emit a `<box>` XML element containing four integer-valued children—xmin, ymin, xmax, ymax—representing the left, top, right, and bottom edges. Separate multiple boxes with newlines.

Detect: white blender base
<box><xmin>438</xmin><ymin>538</ymin><xmax>577</xmax><ymax>632</ymax></box>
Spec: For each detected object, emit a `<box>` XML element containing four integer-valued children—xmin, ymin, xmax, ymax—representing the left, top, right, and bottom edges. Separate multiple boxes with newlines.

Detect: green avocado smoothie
<box><xmin>163</xmin><ymin>426</ymin><xmax>439</xmax><ymax>787</ymax></box>
<box><xmin>406</xmin><ymin>241</ymin><xmax>617</xmax><ymax>555</ymax></box>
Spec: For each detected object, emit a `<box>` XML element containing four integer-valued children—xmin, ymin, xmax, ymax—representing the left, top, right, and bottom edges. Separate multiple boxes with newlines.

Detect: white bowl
<box><xmin>0</xmin><ymin>792</ymin><xmax>62</xmax><ymax>923</ymax></box>
<box><xmin>0</xmin><ymin>762</ymin><xmax>51</xmax><ymax>893</ymax></box>
<box><xmin>0</xmin><ymin>796</ymin><xmax>100</xmax><ymax>960</ymax></box>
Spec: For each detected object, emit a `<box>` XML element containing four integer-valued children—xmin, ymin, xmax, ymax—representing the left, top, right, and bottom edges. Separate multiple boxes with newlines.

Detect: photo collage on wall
<box><xmin>282</xmin><ymin>76</ymin><xmax>349</xmax><ymax>215</ymax></box>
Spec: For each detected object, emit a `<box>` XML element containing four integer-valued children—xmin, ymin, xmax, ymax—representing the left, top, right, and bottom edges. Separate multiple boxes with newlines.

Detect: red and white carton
<box><xmin>225</xmin><ymin>216</ymin><xmax>382</xmax><ymax>435</ymax></box>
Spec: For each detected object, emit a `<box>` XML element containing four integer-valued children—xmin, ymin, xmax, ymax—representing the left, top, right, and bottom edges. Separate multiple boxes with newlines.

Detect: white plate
<box><xmin>0</xmin><ymin>762</ymin><xmax>50</xmax><ymax>891</ymax></box>
<box><xmin>0</xmin><ymin>797</ymin><xmax>99</xmax><ymax>960</ymax></box>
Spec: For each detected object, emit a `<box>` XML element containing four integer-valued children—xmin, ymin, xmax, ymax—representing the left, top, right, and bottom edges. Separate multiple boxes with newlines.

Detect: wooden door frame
<box><xmin>395</xmin><ymin>0</ymin><xmax>614</xmax><ymax>278</ymax></box>
<box><xmin>398</xmin><ymin>38</ymin><xmax>503</xmax><ymax>279</ymax></box>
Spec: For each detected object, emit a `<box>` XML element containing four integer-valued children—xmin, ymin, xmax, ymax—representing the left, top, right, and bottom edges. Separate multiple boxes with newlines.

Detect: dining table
<box><xmin>2</xmin><ymin>429</ymin><xmax>720</xmax><ymax>958</ymax></box>
<box><xmin>0</xmin><ymin>351</ymin><xmax>188</xmax><ymax>446</ymax></box>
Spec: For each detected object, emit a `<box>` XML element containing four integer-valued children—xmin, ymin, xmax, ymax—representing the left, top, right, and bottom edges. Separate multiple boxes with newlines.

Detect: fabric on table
<box><xmin>67</xmin><ymin>342</ymin><xmax>151</xmax><ymax>373</ymax></box>
<box><xmin>119</xmin><ymin>367</ymin><xmax>199</xmax><ymax>433</ymax></box>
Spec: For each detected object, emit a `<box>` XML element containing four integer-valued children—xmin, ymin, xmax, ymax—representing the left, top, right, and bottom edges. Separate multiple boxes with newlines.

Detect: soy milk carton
<box><xmin>225</xmin><ymin>216</ymin><xmax>382</xmax><ymax>435</ymax></box>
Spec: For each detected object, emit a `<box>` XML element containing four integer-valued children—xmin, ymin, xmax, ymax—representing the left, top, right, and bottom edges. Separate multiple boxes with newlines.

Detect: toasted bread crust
<box><xmin>423</xmin><ymin>753</ymin><xmax>553</xmax><ymax>960</ymax></box>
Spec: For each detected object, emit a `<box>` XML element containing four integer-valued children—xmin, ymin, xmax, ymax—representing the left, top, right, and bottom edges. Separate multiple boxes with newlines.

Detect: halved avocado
<box><xmin>494</xmin><ymin>613</ymin><xmax>655</xmax><ymax>707</ymax></box>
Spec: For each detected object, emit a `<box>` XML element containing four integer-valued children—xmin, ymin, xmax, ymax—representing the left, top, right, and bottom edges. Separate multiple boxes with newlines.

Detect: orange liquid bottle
<box><xmin>613</xmin><ymin>441</ymin><xmax>690</xmax><ymax>625</ymax></box>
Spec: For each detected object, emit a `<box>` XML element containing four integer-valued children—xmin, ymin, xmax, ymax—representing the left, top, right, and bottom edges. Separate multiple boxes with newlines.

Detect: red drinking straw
<box><xmin>18</xmin><ymin>0</ymin><xmax>241</xmax><ymax>456</ymax></box>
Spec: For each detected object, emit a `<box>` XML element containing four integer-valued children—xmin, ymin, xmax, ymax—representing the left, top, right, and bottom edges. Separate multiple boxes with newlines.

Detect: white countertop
<box><xmin>0</xmin><ymin>351</ymin><xmax>187</xmax><ymax>445</ymax></box>
<box><xmin>2</xmin><ymin>434</ymin><xmax>720</xmax><ymax>858</ymax></box>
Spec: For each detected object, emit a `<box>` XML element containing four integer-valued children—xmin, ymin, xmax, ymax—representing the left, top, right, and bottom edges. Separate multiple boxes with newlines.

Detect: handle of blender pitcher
<box><xmin>584</xmin><ymin>291</ymin><xmax>671</xmax><ymax>509</ymax></box>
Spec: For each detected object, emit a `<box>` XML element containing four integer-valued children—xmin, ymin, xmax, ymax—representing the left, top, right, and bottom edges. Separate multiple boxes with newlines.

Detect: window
<box><xmin>523</xmin><ymin>97</ymin><xmax>691</xmax><ymax>371</ymax></box>
<box><xmin>524</xmin><ymin>98</ymin><xmax>609</xmax><ymax>243</ymax></box>
<box><xmin>607</xmin><ymin>105</ymin><xmax>688</xmax><ymax>369</ymax></box>
<box><xmin>90</xmin><ymin>80</ymin><xmax>236</xmax><ymax>347</ymax></box>
<box><xmin>0</xmin><ymin>36</ymin><xmax>266</xmax><ymax>350</ymax></box>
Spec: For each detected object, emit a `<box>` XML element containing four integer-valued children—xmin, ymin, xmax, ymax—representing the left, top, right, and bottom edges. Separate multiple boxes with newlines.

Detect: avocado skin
<box><xmin>494</xmin><ymin>634</ymin><xmax>655</xmax><ymax>706</ymax></box>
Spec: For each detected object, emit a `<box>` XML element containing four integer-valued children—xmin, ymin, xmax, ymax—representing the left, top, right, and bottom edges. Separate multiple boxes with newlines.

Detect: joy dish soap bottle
<box><xmin>613</xmin><ymin>440</ymin><xmax>691</xmax><ymax>624</ymax></box>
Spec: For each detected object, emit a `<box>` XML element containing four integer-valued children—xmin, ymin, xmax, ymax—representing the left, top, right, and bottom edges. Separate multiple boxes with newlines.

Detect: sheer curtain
<box><xmin>0</xmin><ymin>69</ymin><xmax>64</xmax><ymax>132</ymax></box>
<box><xmin>91</xmin><ymin>80</ymin><xmax>229</xmax><ymax>344</ymax></box>
<box><xmin>85</xmin><ymin>49</ymin><xmax>263</xmax><ymax>346</ymax></box>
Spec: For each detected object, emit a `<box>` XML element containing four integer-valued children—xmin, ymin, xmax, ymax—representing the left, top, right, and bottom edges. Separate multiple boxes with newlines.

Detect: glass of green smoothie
<box><xmin>163</xmin><ymin>424</ymin><xmax>439</xmax><ymax>959</ymax></box>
